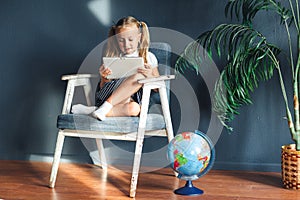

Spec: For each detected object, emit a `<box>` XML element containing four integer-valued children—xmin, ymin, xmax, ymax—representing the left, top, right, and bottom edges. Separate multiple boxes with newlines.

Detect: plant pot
<box><xmin>281</xmin><ymin>144</ymin><xmax>300</xmax><ymax>189</ymax></box>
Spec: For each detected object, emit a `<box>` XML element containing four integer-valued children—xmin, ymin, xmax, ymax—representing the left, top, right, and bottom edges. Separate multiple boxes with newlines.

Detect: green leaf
<box><xmin>175</xmin><ymin>0</ymin><xmax>286</xmax><ymax>129</ymax></box>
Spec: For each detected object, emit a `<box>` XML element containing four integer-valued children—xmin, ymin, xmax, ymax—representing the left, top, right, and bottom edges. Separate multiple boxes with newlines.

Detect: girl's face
<box><xmin>116</xmin><ymin>24</ymin><xmax>141</xmax><ymax>55</ymax></box>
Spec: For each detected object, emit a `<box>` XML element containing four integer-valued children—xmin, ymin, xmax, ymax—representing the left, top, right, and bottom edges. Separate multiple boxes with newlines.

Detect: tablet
<box><xmin>103</xmin><ymin>57</ymin><xmax>144</xmax><ymax>79</ymax></box>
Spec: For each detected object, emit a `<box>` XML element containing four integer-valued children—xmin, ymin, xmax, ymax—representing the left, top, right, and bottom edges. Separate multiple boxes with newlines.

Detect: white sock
<box><xmin>92</xmin><ymin>101</ymin><xmax>113</xmax><ymax>121</ymax></box>
<box><xmin>71</xmin><ymin>104</ymin><xmax>97</xmax><ymax>114</ymax></box>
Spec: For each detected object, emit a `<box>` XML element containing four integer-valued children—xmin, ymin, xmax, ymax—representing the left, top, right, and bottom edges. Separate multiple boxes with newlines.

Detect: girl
<box><xmin>73</xmin><ymin>16</ymin><xmax>159</xmax><ymax>120</ymax></box>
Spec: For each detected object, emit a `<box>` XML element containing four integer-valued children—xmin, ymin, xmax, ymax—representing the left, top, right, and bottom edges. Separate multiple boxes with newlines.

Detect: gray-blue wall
<box><xmin>0</xmin><ymin>0</ymin><xmax>294</xmax><ymax>171</ymax></box>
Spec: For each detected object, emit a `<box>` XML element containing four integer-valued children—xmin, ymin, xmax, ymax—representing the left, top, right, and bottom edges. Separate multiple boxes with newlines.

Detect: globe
<box><xmin>167</xmin><ymin>130</ymin><xmax>215</xmax><ymax>195</ymax></box>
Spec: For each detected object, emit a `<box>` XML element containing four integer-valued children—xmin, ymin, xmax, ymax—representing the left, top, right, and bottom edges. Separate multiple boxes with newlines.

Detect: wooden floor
<box><xmin>0</xmin><ymin>160</ymin><xmax>300</xmax><ymax>200</ymax></box>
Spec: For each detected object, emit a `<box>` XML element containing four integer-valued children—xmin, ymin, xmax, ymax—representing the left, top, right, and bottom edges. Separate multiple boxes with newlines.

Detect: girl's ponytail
<box><xmin>138</xmin><ymin>21</ymin><xmax>150</xmax><ymax>63</ymax></box>
<box><xmin>105</xmin><ymin>25</ymin><xmax>119</xmax><ymax>57</ymax></box>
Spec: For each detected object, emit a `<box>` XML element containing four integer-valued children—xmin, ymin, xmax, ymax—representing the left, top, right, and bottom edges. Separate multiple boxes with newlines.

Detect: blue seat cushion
<box><xmin>57</xmin><ymin>113</ymin><xmax>166</xmax><ymax>133</ymax></box>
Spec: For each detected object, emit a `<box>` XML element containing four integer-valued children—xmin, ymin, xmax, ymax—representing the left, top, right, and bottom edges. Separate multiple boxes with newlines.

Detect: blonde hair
<box><xmin>105</xmin><ymin>16</ymin><xmax>150</xmax><ymax>63</ymax></box>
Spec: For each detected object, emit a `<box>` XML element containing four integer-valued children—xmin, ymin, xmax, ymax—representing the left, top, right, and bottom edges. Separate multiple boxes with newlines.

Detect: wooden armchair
<box><xmin>49</xmin><ymin>42</ymin><xmax>175</xmax><ymax>198</ymax></box>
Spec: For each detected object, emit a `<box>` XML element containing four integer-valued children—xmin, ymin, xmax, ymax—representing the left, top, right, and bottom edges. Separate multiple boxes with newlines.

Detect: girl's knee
<box><xmin>128</xmin><ymin>73</ymin><xmax>145</xmax><ymax>82</ymax></box>
<box><xmin>127</xmin><ymin>102</ymin><xmax>140</xmax><ymax>116</ymax></box>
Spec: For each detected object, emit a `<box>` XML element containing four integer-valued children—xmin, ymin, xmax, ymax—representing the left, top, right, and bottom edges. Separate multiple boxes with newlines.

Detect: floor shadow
<box><xmin>0</xmin><ymin>161</ymin><xmax>110</xmax><ymax>199</ymax></box>
<box><xmin>229</xmin><ymin>170</ymin><xmax>283</xmax><ymax>188</ymax></box>
<box><xmin>105</xmin><ymin>166</ymin><xmax>131</xmax><ymax>197</ymax></box>
<box><xmin>105</xmin><ymin>165</ymin><xmax>177</xmax><ymax>196</ymax></box>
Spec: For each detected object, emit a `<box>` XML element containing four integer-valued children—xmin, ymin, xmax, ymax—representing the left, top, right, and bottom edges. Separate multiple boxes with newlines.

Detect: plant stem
<box><xmin>269</xmin><ymin>49</ymin><xmax>296</xmax><ymax>139</ymax></box>
<box><xmin>288</xmin><ymin>0</ymin><xmax>300</xmax><ymax>32</ymax></box>
<box><xmin>285</xmin><ymin>22</ymin><xmax>295</xmax><ymax>77</ymax></box>
<box><xmin>294</xmin><ymin>0</ymin><xmax>300</xmax><ymax>149</ymax></box>
<box><xmin>288</xmin><ymin>22</ymin><xmax>300</xmax><ymax>134</ymax></box>
<box><xmin>294</xmin><ymin>32</ymin><xmax>300</xmax><ymax>150</ymax></box>
<box><xmin>296</xmin><ymin>0</ymin><xmax>300</xmax><ymax>30</ymax></box>
<box><xmin>277</xmin><ymin>65</ymin><xmax>295</xmax><ymax>133</ymax></box>
<box><xmin>294</xmin><ymin>129</ymin><xmax>300</xmax><ymax>150</ymax></box>
<box><xmin>279</xmin><ymin>65</ymin><xmax>296</xmax><ymax>135</ymax></box>
<box><xmin>293</xmin><ymin>84</ymin><xmax>299</xmax><ymax>131</ymax></box>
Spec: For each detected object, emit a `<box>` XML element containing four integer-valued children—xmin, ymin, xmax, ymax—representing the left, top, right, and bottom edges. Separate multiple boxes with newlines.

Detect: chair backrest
<box><xmin>148</xmin><ymin>42</ymin><xmax>172</xmax><ymax>107</ymax></box>
<box><xmin>149</xmin><ymin>42</ymin><xmax>171</xmax><ymax>76</ymax></box>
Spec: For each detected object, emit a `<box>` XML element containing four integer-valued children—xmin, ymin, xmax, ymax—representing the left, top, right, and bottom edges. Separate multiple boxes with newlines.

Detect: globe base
<box><xmin>174</xmin><ymin>180</ymin><xmax>203</xmax><ymax>196</ymax></box>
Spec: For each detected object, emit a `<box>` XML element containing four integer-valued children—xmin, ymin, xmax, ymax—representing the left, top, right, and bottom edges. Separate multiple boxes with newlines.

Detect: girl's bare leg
<box><xmin>106</xmin><ymin>101</ymin><xmax>140</xmax><ymax>117</ymax></box>
<box><xmin>106</xmin><ymin>73</ymin><xmax>145</xmax><ymax>105</ymax></box>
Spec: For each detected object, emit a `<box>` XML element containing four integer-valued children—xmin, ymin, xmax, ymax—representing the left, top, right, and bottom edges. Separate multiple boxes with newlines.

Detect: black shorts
<box><xmin>95</xmin><ymin>78</ymin><xmax>143</xmax><ymax>107</ymax></box>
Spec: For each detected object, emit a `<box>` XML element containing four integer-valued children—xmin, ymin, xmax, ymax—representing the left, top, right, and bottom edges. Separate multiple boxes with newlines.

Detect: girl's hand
<box><xmin>137</xmin><ymin>64</ymin><xmax>154</xmax><ymax>78</ymax></box>
<box><xmin>99</xmin><ymin>64</ymin><xmax>112</xmax><ymax>79</ymax></box>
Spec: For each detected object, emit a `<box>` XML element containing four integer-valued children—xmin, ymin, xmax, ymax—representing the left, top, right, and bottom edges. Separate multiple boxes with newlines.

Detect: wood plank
<box><xmin>0</xmin><ymin>160</ymin><xmax>300</xmax><ymax>200</ymax></box>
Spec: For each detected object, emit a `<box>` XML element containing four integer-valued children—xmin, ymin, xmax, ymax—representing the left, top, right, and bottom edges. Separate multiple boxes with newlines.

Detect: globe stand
<box><xmin>174</xmin><ymin>180</ymin><xmax>203</xmax><ymax>196</ymax></box>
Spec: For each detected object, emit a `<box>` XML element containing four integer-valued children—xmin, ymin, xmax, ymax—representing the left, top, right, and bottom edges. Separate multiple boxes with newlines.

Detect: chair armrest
<box><xmin>60</xmin><ymin>74</ymin><xmax>98</xmax><ymax>114</ymax></box>
<box><xmin>137</xmin><ymin>75</ymin><xmax>175</xmax><ymax>84</ymax></box>
<box><xmin>61</xmin><ymin>74</ymin><xmax>98</xmax><ymax>81</ymax></box>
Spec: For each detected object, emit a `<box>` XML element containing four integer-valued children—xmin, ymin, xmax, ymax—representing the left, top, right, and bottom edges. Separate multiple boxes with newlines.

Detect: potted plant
<box><xmin>175</xmin><ymin>0</ymin><xmax>300</xmax><ymax>189</ymax></box>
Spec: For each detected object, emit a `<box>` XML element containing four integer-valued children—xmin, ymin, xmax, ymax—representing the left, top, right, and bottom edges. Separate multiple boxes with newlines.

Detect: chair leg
<box><xmin>130</xmin><ymin>127</ymin><xmax>146</xmax><ymax>198</ymax></box>
<box><xmin>96</xmin><ymin>139</ymin><xmax>107</xmax><ymax>171</ymax></box>
<box><xmin>130</xmin><ymin>86</ymin><xmax>151</xmax><ymax>198</ymax></box>
<box><xmin>159</xmin><ymin>84</ymin><xmax>178</xmax><ymax>177</ymax></box>
<box><xmin>49</xmin><ymin>131</ymin><xmax>65</xmax><ymax>188</ymax></box>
